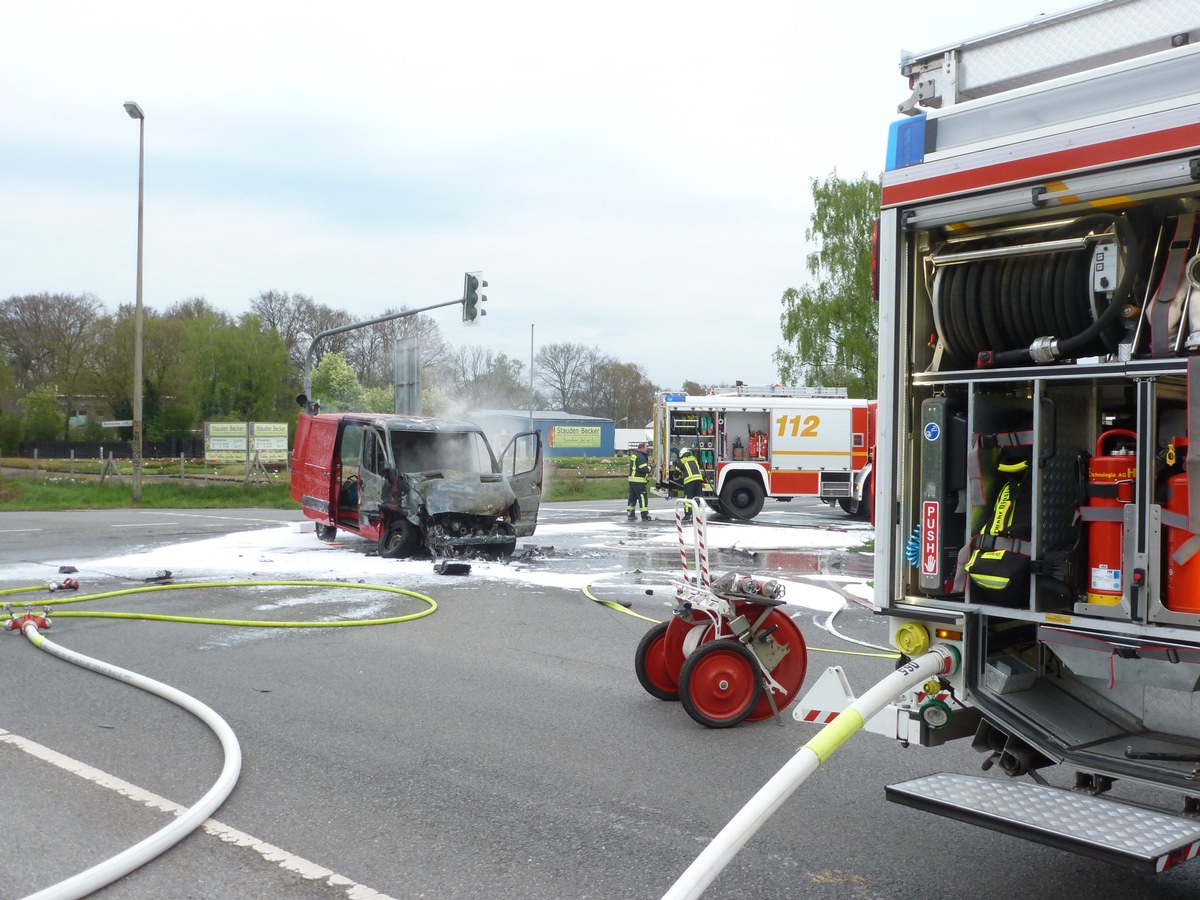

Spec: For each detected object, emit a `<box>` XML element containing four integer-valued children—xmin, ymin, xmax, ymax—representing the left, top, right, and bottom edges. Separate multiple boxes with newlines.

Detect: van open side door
<box><xmin>498</xmin><ymin>430</ymin><xmax>542</xmax><ymax>537</ymax></box>
<box><xmin>357</xmin><ymin>426</ymin><xmax>389</xmax><ymax>536</ymax></box>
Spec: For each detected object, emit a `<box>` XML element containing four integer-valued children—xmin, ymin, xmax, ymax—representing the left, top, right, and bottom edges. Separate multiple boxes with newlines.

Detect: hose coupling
<box><xmin>1029</xmin><ymin>336</ymin><xmax>1059</xmax><ymax>364</ymax></box>
<box><xmin>5</xmin><ymin>612</ymin><xmax>50</xmax><ymax>631</ymax></box>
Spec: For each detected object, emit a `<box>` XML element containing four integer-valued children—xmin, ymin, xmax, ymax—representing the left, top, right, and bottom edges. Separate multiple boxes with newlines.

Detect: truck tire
<box><xmin>720</xmin><ymin>476</ymin><xmax>765</xmax><ymax>519</ymax></box>
<box><xmin>705</xmin><ymin>498</ymin><xmax>728</xmax><ymax>517</ymax></box>
<box><xmin>315</xmin><ymin>523</ymin><xmax>337</xmax><ymax>542</ymax></box>
<box><xmin>378</xmin><ymin>520</ymin><xmax>420</xmax><ymax>559</ymax></box>
<box><xmin>858</xmin><ymin>477</ymin><xmax>873</xmax><ymax>521</ymax></box>
<box><xmin>838</xmin><ymin>478</ymin><xmax>873</xmax><ymax>520</ymax></box>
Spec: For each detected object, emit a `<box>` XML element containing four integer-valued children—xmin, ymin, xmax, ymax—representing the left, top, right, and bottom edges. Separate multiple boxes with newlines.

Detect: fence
<box><xmin>18</xmin><ymin>438</ymin><xmax>208</xmax><ymax>460</ymax></box>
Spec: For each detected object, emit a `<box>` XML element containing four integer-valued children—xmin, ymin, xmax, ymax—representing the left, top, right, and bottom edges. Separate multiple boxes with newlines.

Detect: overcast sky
<box><xmin>4</xmin><ymin>0</ymin><xmax>1071</xmax><ymax>392</ymax></box>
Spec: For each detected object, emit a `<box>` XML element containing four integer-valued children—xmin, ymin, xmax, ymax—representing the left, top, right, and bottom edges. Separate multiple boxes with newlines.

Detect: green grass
<box><xmin>543</xmin><ymin>457</ymin><xmax>628</xmax><ymax>502</ymax></box>
<box><xmin>543</xmin><ymin>475</ymin><xmax>627</xmax><ymax>502</ymax></box>
<box><xmin>0</xmin><ymin>456</ymin><xmax>632</xmax><ymax>508</ymax></box>
<box><xmin>0</xmin><ymin>476</ymin><xmax>296</xmax><ymax>510</ymax></box>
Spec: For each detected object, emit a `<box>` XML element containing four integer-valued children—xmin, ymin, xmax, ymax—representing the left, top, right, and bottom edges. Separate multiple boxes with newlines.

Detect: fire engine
<box><xmin>812</xmin><ymin>0</ymin><xmax>1200</xmax><ymax>871</ymax></box>
<box><xmin>651</xmin><ymin>385</ymin><xmax>875</xmax><ymax>519</ymax></box>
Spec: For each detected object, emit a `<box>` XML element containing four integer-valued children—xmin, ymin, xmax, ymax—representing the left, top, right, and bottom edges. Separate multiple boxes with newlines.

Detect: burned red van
<box><xmin>291</xmin><ymin>410</ymin><xmax>542</xmax><ymax>559</ymax></box>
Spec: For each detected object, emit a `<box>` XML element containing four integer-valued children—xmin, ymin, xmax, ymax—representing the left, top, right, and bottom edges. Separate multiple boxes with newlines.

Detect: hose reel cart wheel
<box><xmin>678</xmin><ymin>639</ymin><xmax>763</xmax><ymax>728</ymax></box>
<box><xmin>634</xmin><ymin>621</ymin><xmax>680</xmax><ymax>701</ymax></box>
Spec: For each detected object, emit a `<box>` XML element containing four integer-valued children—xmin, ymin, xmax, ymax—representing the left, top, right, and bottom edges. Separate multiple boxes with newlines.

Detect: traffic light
<box><xmin>463</xmin><ymin>271</ymin><xmax>488</xmax><ymax>325</ymax></box>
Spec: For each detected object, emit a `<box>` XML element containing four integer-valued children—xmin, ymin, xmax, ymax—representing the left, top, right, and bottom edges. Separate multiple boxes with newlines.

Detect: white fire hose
<box><xmin>19</xmin><ymin>621</ymin><xmax>242</xmax><ymax>900</ymax></box>
<box><xmin>661</xmin><ymin>645</ymin><xmax>960</xmax><ymax>900</ymax></box>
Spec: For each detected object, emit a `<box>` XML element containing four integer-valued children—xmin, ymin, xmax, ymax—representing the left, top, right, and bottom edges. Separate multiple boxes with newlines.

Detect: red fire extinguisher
<box><xmin>1085</xmin><ymin>429</ymin><xmax>1137</xmax><ymax>605</ymax></box>
<box><xmin>748</xmin><ymin>430</ymin><xmax>768</xmax><ymax>460</ymax></box>
<box><xmin>1165</xmin><ymin>436</ymin><xmax>1200</xmax><ymax>613</ymax></box>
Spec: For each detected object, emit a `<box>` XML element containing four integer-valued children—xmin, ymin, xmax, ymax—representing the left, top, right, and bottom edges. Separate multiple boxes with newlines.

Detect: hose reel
<box><xmin>929</xmin><ymin>216</ymin><xmax>1138</xmax><ymax>369</ymax></box>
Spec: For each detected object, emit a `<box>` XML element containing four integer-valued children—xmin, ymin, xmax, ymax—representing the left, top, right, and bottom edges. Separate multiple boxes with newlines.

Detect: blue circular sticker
<box><xmin>924</xmin><ymin>422</ymin><xmax>941</xmax><ymax>441</ymax></box>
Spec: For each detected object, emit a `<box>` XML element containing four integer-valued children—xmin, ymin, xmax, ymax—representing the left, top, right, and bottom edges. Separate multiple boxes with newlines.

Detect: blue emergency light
<box><xmin>886</xmin><ymin>114</ymin><xmax>926</xmax><ymax>171</ymax></box>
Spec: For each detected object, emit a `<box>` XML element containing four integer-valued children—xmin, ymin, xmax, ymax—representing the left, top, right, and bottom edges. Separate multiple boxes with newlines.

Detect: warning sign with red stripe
<box><xmin>922</xmin><ymin>501</ymin><xmax>939</xmax><ymax>576</ymax></box>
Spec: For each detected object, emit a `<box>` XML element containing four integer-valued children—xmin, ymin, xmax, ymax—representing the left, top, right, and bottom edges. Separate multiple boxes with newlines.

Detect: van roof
<box><xmin>305</xmin><ymin>412</ymin><xmax>485</xmax><ymax>434</ymax></box>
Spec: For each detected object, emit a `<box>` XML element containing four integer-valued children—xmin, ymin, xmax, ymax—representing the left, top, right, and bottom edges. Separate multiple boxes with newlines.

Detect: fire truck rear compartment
<box><xmin>879</xmin><ymin>0</ymin><xmax>1200</xmax><ymax>873</ymax></box>
<box><xmin>969</xmin><ymin>617</ymin><xmax>1200</xmax><ymax>784</ymax></box>
<box><xmin>885</xmin><ymin>613</ymin><xmax>1200</xmax><ymax>871</ymax></box>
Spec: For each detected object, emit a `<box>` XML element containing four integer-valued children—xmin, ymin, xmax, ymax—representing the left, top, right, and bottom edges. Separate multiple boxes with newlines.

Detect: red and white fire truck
<box><xmin>651</xmin><ymin>385</ymin><xmax>875</xmax><ymax>519</ymax></box>
<box><xmin>827</xmin><ymin>0</ymin><xmax>1200</xmax><ymax>871</ymax></box>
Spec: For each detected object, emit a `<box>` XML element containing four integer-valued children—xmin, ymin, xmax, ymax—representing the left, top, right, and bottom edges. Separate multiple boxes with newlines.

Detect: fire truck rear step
<box><xmin>886</xmin><ymin>772</ymin><xmax>1200</xmax><ymax>872</ymax></box>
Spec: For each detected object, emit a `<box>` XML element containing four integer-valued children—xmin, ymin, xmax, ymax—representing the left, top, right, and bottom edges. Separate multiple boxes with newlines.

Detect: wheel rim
<box><xmin>634</xmin><ymin>623</ymin><xmax>679</xmax><ymax>701</ymax></box>
<box><xmin>680</xmin><ymin>640</ymin><xmax>761</xmax><ymax>727</ymax></box>
<box><xmin>738</xmin><ymin>605</ymin><xmax>808</xmax><ymax>722</ymax></box>
<box><xmin>379</xmin><ymin>520</ymin><xmax>418</xmax><ymax>558</ymax></box>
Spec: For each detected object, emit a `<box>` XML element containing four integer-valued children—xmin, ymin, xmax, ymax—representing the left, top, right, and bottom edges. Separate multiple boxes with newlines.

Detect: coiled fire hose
<box><xmin>660</xmin><ymin>645</ymin><xmax>960</xmax><ymax>900</ymax></box>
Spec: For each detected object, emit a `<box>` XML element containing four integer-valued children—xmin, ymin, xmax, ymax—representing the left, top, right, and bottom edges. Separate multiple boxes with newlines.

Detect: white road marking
<box><xmin>0</xmin><ymin>727</ymin><xmax>394</xmax><ymax>899</ymax></box>
<box><xmin>146</xmin><ymin>512</ymin><xmax>294</xmax><ymax>524</ymax></box>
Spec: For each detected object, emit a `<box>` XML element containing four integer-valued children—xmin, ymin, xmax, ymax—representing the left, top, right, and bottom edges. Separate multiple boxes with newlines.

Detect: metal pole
<box><xmin>301</xmin><ymin>297</ymin><xmax>463</xmax><ymax>405</ymax></box>
<box><xmin>125</xmin><ymin>101</ymin><xmax>146</xmax><ymax>504</ymax></box>
<box><xmin>529</xmin><ymin>324</ymin><xmax>534</xmax><ymax>429</ymax></box>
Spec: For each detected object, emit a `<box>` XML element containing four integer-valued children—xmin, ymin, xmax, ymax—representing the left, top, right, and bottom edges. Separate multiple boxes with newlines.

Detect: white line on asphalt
<box><xmin>0</xmin><ymin>528</ymin><xmax>43</xmax><ymax>533</ymax></box>
<box><xmin>110</xmin><ymin>522</ymin><xmax>180</xmax><ymax>528</ymax></box>
<box><xmin>150</xmin><ymin>512</ymin><xmax>294</xmax><ymax>524</ymax></box>
<box><xmin>0</xmin><ymin>727</ymin><xmax>395</xmax><ymax>900</ymax></box>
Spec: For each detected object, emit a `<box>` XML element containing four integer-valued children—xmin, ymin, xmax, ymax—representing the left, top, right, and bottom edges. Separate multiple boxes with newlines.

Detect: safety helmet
<box><xmin>679</xmin><ymin>447</ymin><xmax>691</xmax><ymax>456</ymax></box>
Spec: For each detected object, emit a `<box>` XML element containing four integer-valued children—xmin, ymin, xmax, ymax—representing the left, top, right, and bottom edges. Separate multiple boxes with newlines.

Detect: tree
<box><xmin>774</xmin><ymin>172</ymin><xmax>881</xmax><ymax>398</ymax></box>
<box><xmin>21</xmin><ymin>384</ymin><xmax>62</xmax><ymax>442</ymax></box>
<box><xmin>583</xmin><ymin>359</ymin><xmax>655</xmax><ymax>425</ymax></box>
<box><xmin>250</xmin><ymin>290</ymin><xmax>317</xmax><ymax>378</ymax></box>
<box><xmin>176</xmin><ymin>308</ymin><xmax>290</xmax><ymax>422</ymax></box>
<box><xmin>535</xmin><ymin>342</ymin><xmax>593</xmax><ymax>411</ymax></box>
<box><xmin>343</xmin><ymin>308</ymin><xmax>448</xmax><ymax>389</ymax></box>
<box><xmin>0</xmin><ymin>292</ymin><xmax>104</xmax><ymax>436</ymax></box>
<box><xmin>311</xmin><ymin>351</ymin><xmax>365</xmax><ymax>412</ymax></box>
<box><xmin>438</xmin><ymin>346</ymin><xmax>528</xmax><ymax>412</ymax></box>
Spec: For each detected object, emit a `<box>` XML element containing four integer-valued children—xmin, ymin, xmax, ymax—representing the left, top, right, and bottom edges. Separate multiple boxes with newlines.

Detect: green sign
<box><xmin>548</xmin><ymin>425</ymin><xmax>602</xmax><ymax>449</ymax></box>
<box><xmin>205</xmin><ymin>422</ymin><xmax>289</xmax><ymax>463</ymax></box>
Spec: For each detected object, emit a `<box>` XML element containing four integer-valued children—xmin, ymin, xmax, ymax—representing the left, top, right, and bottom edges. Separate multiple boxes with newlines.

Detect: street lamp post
<box><xmin>124</xmin><ymin>101</ymin><xmax>145</xmax><ymax>503</ymax></box>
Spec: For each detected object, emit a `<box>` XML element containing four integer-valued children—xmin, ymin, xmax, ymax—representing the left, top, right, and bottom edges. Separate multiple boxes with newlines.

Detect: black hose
<box><xmin>983</xmin><ymin>213</ymin><xmax>1140</xmax><ymax>367</ymax></box>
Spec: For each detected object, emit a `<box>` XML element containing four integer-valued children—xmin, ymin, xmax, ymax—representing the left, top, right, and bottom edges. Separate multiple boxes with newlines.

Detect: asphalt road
<box><xmin>2</xmin><ymin>505</ymin><xmax>1200</xmax><ymax>899</ymax></box>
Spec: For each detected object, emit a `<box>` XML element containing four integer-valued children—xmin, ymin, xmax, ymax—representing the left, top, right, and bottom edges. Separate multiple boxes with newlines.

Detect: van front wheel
<box><xmin>378</xmin><ymin>520</ymin><xmax>420</xmax><ymax>559</ymax></box>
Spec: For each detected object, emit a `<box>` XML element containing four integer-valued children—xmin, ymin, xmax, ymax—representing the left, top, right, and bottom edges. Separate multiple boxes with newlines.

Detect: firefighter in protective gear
<box><xmin>627</xmin><ymin>442</ymin><xmax>652</xmax><ymax>521</ymax></box>
<box><xmin>672</xmin><ymin>447</ymin><xmax>705</xmax><ymax>523</ymax></box>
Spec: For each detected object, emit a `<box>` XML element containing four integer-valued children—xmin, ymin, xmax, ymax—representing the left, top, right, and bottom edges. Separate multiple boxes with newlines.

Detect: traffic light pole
<box><xmin>300</xmin><ymin>297</ymin><xmax>465</xmax><ymax>408</ymax></box>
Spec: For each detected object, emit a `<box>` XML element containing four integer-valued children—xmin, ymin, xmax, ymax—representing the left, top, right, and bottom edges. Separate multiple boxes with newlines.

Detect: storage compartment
<box><xmin>984</xmin><ymin>655</ymin><xmax>1037</xmax><ymax>694</ymax></box>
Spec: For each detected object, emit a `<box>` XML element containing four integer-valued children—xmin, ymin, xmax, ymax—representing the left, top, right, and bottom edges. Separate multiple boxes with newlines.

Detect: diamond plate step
<box><xmin>886</xmin><ymin>772</ymin><xmax>1200</xmax><ymax>872</ymax></box>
